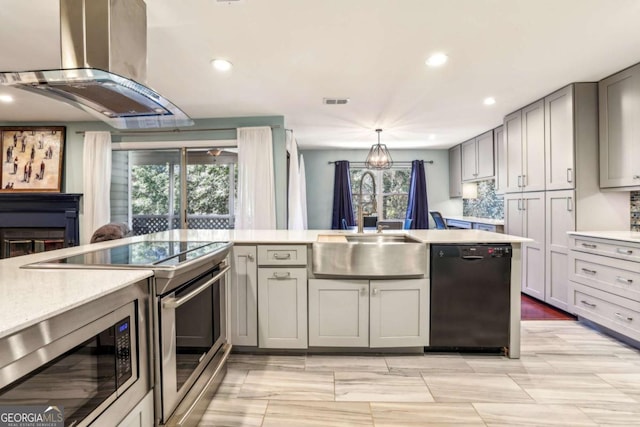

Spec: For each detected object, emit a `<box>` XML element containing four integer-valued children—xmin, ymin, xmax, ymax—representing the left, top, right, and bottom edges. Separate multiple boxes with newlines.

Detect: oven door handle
<box><xmin>163</xmin><ymin>265</ymin><xmax>230</xmax><ymax>309</ymax></box>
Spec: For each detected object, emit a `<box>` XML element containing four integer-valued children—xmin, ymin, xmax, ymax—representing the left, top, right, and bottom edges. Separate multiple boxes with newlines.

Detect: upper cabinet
<box><xmin>599</xmin><ymin>63</ymin><xmax>640</xmax><ymax>189</ymax></box>
<box><xmin>461</xmin><ymin>130</ymin><xmax>494</xmax><ymax>182</ymax></box>
<box><xmin>448</xmin><ymin>145</ymin><xmax>462</xmax><ymax>198</ymax></box>
<box><xmin>504</xmin><ymin>100</ymin><xmax>545</xmax><ymax>193</ymax></box>
<box><xmin>545</xmin><ymin>86</ymin><xmax>575</xmax><ymax>191</ymax></box>
<box><xmin>494</xmin><ymin>125</ymin><xmax>507</xmax><ymax>194</ymax></box>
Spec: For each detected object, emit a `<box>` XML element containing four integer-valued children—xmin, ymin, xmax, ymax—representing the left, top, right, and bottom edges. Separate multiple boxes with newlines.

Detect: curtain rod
<box><xmin>75</xmin><ymin>125</ymin><xmax>285</xmax><ymax>135</ymax></box>
<box><xmin>327</xmin><ymin>160</ymin><xmax>434</xmax><ymax>165</ymax></box>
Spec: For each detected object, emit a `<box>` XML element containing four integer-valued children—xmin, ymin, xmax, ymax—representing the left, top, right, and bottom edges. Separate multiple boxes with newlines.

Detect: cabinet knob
<box><xmin>272</xmin><ymin>272</ymin><xmax>291</xmax><ymax>279</ymax></box>
<box><xmin>372</xmin><ymin>288</ymin><xmax>379</xmax><ymax>296</ymax></box>
<box><xmin>633</xmin><ymin>175</ymin><xmax>640</xmax><ymax>179</ymax></box>
<box><xmin>567</xmin><ymin>168</ymin><xmax>573</xmax><ymax>183</ymax></box>
<box><xmin>615</xmin><ymin>312</ymin><xmax>633</xmax><ymax>322</ymax></box>
<box><xmin>247</xmin><ymin>254</ymin><xmax>254</xmax><ymax>262</ymax></box>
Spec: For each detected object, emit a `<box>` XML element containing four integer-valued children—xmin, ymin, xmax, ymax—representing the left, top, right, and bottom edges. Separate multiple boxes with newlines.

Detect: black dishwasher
<box><xmin>429</xmin><ymin>244</ymin><xmax>511</xmax><ymax>349</ymax></box>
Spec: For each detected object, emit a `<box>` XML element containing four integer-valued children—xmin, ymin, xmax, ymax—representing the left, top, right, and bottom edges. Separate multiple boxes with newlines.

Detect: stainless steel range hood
<box><xmin>0</xmin><ymin>0</ymin><xmax>194</xmax><ymax>129</ymax></box>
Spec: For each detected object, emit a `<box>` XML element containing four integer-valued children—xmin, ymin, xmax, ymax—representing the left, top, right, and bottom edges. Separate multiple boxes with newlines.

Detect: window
<box><xmin>349</xmin><ymin>167</ymin><xmax>411</xmax><ymax>221</ymax></box>
<box><xmin>111</xmin><ymin>147</ymin><xmax>237</xmax><ymax>235</ymax></box>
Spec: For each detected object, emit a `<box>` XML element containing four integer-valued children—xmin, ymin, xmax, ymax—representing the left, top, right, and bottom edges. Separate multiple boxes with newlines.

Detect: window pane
<box><xmin>383</xmin><ymin>194</ymin><xmax>409</xmax><ymax>219</ymax></box>
<box><xmin>186</xmin><ymin>149</ymin><xmax>236</xmax><ymax>229</ymax></box>
<box><xmin>350</xmin><ymin>168</ymin><xmax>376</xmax><ymax>220</ymax></box>
<box><xmin>128</xmin><ymin>149</ymin><xmax>181</xmax><ymax>234</ymax></box>
<box><xmin>383</xmin><ymin>169</ymin><xmax>411</xmax><ymax>193</ymax></box>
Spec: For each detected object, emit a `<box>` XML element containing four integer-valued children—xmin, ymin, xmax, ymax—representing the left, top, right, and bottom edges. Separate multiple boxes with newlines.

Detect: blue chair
<box><xmin>341</xmin><ymin>218</ymin><xmax>348</xmax><ymax>230</ymax></box>
<box><xmin>403</xmin><ymin>218</ymin><xmax>413</xmax><ymax>229</ymax></box>
<box><xmin>430</xmin><ymin>211</ymin><xmax>448</xmax><ymax>229</ymax></box>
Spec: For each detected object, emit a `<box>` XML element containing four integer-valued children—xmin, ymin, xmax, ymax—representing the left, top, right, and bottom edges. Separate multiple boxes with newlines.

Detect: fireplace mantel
<box><xmin>0</xmin><ymin>193</ymin><xmax>82</xmax><ymax>257</ymax></box>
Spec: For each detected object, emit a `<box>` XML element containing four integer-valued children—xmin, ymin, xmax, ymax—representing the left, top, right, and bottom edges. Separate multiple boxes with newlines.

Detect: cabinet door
<box><xmin>476</xmin><ymin>130</ymin><xmax>495</xmax><ymax>179</ymax></box>
<box><xmin>522</xmin><ymin>100</ymin><xmax>546</xmax><ymax>192</ymax></box>
<box><xmin>117</xmin><ymin>391</ymin><xmax>154</xmax><ymax>427</ymax></box>
<box><xmin>369</xmin><ymin>279</ymin><xmax>429</xmax><ymax>347</ymax></box>
<box><xmin>504</xmin><ymin>193</ymin><xmax>523</xmax><ymax>237</ymax></box>
<box><xmin>448</xmin><ymin>145</ymin><xmax>462</xmax><ymax>198</ymax></box>
<box><xmin>545</xmin><ymin>190</ymin><xmax>575</xmax><ymax>311</ymax></box>
<box><xmin>230</xmin><ymin>246</ymin><xmax>258</xmax><ymax>346</ymax></box>
<box><xmin>495</xmin><ymin>125</ymin><xmax>507</xmax><ymax>194</ymax></box>
<box><xmin>599</xmin><ymin>64</ymin><xmax>640</xmax><ymax>188</ymax></box>
<box><xmin>545</xmin><ymin>86</ymin><xmax>575</xmax><ymax>190</ymax></box>
<box><xmin>258</xmin><ymin>267</ymin><xmax>308</xmax><ymax>349</ymax></box>
<box><xmin>461</xmin><ymin>139</ymin><xmax>477</xmax><ymax>181</ymax></box>
<box><xmin>308</xmin><ymin>279</ymin><xmax>369</xmax><ymax>347</ymax></box>
<box><xmin>504</xmin><ymin>110</ymin><xmax>523</xmax><ymax>193</ymax></box>
<box><xmin>521</xmin><ymin>192</ymin><xmax>545</xmax><ymax>299</ymax></box>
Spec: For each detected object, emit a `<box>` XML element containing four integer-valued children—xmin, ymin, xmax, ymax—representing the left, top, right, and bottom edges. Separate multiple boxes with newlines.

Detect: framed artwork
<box><xmin>1</xmin><ymin>126</ymin><xmax>65</xmax><ymax>192</ymax></box>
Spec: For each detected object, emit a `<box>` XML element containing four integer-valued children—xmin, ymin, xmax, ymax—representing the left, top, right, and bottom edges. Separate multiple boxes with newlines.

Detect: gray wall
<box><xmin>300</xmin><ymin>149</ymin><xmax>462</xmax><ymax>229</ymax></box>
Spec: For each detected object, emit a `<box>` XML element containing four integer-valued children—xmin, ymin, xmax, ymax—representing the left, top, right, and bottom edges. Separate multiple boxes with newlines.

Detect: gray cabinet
<box><xmin>448</xmin><ymin>145</ymin><xmax>462</xmax><ymax>198</ymax></box>
<box><xmin>599</xmin><ymin>63</ymin><xmax>640</xmax><ymax>189</ymax></box>
<box><xmin>495</xmin><ymin>125</ymin><xmax>507</xmax><ymax>194</ymax></box>
<box><xmin>545</xmin><ymin>86</ymin><xmax>575</xmax><ymax>190</ymax></box>
<box><xmin>369</xmin><ymin>279</ymin><xmax>429</xmax><ymax>348</ymax></box>
<box><xmin>256</xmin><ymin>244</ymin><xmax>308</xmax><ymax>349</ymax></box>
<box><xmin>545</xmin><ymin>190</ymin><xmax>575</xmax><ymax>311</ymax></box>
<box><xmin>505</xmin><ymin>191</ymin><xmax>545</xmax><ymax>299</ymax></box>
<box><xmin>461</xmin><ymin>130</ymin><xmax>494</xmax><ymax>182</ymax></box>
<box><xmin>504</xmin><ymin>100</ymin><xmax>545</xmax><ymax>193</ymax></box>
<box><xmin>230</xmin><ymin>246</ymin><xmax>258</xmax><ymax>346</ymax></box>
<box><xmin>258</xmin><ymin>267</ymin><xmax>308</xmax><ymax>349</ymax></box>
<box><xmin>308</xmin><ymin>278</ymin><xmax>429</xmax><ymax>348</ymax></box>
<box><xmin>308</xmin><ymin>279</ymin><xmax>369</xmax><ymax>347</ymax></box>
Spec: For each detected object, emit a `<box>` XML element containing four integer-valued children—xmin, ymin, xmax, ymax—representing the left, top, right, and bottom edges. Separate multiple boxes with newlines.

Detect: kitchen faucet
<box><xmin>357</xmin><ymin>171</ymin><xmax>377</xmax><ymax>234</ymax></box>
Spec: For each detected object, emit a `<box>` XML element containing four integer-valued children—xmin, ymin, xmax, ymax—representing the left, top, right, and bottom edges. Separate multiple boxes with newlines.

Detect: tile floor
<box><xmin>201</xmin><ymin>320</ymin><xmax>640</xmax><ymax>426</ymax></box>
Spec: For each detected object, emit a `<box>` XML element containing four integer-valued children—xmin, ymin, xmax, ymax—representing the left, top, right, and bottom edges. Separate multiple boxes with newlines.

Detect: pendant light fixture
<box><xmin>365</xmin><ymin>129</ymin><xmax>393</xmax><ymax>169</ymax></box>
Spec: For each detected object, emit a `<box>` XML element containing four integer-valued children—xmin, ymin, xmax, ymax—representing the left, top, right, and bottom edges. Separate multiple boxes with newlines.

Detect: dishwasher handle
<box><xmin>461</xmin><ymin>255</ymin><xmax>485</xmax><ymax>260</ymax></box>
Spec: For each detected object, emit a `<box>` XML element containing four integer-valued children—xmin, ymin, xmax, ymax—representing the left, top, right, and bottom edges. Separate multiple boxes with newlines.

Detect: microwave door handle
<box><xmin>162</xmin><ymin>265</ymin><xmax>230</xmax><ymax>309</ymax></box>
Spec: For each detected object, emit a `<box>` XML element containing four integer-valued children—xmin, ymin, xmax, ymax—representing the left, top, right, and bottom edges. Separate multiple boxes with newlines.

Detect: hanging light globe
<box><xmin>365</xmin><ymin>129</ymin><xmax>393</xmax><ymax>169</ymax></box>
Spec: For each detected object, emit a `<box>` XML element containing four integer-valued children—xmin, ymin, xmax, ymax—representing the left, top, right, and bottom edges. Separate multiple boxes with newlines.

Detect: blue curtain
<box><xmin>405</xmin><ymin>160</ymin><xmax>429</xmax><ymax>229</ymax></box>
<box><xmin>331</xmin><ymin>161</ymin><xmax>355</xmax><ymax>229</ymax></box>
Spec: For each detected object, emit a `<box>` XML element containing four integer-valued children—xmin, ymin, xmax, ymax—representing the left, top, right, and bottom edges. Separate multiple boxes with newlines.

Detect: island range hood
<box><xmin>0</xmin><ymin>0</ymin><xmax>194</xmax><ymax>129</ymax></box>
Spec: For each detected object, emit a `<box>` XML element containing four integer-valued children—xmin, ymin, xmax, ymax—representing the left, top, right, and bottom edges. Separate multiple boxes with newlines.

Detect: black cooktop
<box><xmin>42</xmin><ymin>241</ymin><xmax>229</xmax><ymax>267</ymax></box>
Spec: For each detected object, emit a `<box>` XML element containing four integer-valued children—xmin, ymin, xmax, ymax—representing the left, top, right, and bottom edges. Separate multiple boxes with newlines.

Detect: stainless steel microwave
<box><xmin>0</xmin><ymin>281</ymin><xmax>151</xmax><ymax>427</ymax></box>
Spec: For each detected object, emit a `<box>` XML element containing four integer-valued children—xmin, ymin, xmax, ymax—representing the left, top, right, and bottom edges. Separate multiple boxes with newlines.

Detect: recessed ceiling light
<box><xmin>483</xmin><ymin>97</ymin><xmax>496</xmax><ymax>106</ymax></box>
<box><xmin>0</xmin><ymin>94</ymin><xmax>14</xmax><ymax>103</ymax></box>
<box><xmin>211</xmin><ymin>59</ymin><xmax>233</xmax><ymax>72</ymax></box>
<box><xmin>425</xmin><ymin>53</ymin><xmax>448</xmax><ymax>67</ymax></box>
<box><xmin>428</xmin><ymin>134</ymin><xmax>436</xmax><ymax>140</ymax></box>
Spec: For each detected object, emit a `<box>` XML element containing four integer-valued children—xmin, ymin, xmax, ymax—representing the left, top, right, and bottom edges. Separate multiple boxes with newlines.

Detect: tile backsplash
<box><xmin>463</xmin><ymin>180</ymin><xmax>504</xmax><ymax>220</ymax></box>
<box><xmin>632</xmin><ymin>191</ymin><xmax>639</xmax><ymax>231</ymax></box>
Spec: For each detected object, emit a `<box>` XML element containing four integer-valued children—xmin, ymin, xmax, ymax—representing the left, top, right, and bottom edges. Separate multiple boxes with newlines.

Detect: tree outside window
<box><xmin>349</xmin><ymin>167</ymin><xmax>411</xmax><ymax>221</ymax></box>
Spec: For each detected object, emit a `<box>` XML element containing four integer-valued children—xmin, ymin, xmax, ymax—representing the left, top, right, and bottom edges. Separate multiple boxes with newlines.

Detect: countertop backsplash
<box><xmin>462</xmin><ymin>179</ymin><xmax>504</xmax><ymax>220</ymax></box>
<box><xmin>632</xmin><ymin>191</ymin><xmax>639</xmax><ymax>232</ymax></box>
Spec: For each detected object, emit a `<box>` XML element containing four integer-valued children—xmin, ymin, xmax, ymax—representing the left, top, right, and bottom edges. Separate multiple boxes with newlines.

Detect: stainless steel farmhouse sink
<box><xmin>312</xmin><ymin>234</ymin><xmax>427</xmax><ymax>278</ymax></box>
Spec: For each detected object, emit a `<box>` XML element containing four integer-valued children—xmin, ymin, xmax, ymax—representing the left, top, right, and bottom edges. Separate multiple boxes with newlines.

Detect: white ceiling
<box><xmin>1</xmin><ymin>0</ymin><xmax>640</xmax><ymax>150</ymax></box>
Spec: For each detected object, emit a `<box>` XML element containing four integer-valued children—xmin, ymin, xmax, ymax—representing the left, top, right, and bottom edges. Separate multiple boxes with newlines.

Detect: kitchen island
<box><xmin>1</xmin><ymin>229</ymin><xmax>530</xmax><ymax>357</ymax></box>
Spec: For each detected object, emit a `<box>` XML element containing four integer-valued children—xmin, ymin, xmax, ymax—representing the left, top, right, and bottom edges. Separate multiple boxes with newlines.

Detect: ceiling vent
<box><xmin>215</xmin><ymin>0</ymin><xmax>246</xmax><ymax>5</ymax></box>
<box><xmin>323</xmin><ymin>98</ymin><xmax>350</xmax><ymax>105</ymax></box>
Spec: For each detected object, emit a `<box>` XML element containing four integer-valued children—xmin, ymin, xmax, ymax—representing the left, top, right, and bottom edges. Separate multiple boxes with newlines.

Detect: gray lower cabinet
<box><xmin>258</xmin><ymin>267</ymin><xmax>308</xmax><ymax>349</ymax></box>
<box><xmin>308</xmin><ymin>279</ymin><xmax>369</xmax><ymax>347</ymax></box>
<box><xmin>308</xmin><ymin>278</ymin><xmax>429</xmax><ymax>348</ymax></box>
<box><xmin>545</xmin><ymin>190</ymin><xmax>575</xmax><ymax>311</ymax></box>
<box><xmin>230</xmin><ymin>246</ymin><xmax>258</xmax><ymax>346</ymax></box>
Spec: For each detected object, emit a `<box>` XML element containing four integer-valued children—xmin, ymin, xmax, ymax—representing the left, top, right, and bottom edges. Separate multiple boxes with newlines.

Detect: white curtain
<box><xmin>299</xmin><ymin>153</ymin><xmax>308</xmax><ymax>229</ymax></box>
<box><xmin>81</xmin><ymin>131</ymin><xmax>112</xmax><ymax>243</ymax></box>
<box><xmin>287</xmin><ymin>132</ymin><xmax>305</xmax><ymax>230</ymax></box>
<box><xmin>236</xmin><ymin>126</ymin><xmax>276</xmax><ymax>229</ymax></box>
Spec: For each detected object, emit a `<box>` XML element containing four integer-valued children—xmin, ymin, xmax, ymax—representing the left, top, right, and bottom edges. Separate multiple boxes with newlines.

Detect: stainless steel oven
<box><xmin>0</xmin><ymin>281</ymin><xmax>150</xmax><ymax>427</ymax></box>
<box><xmin>157</xmin><ymin>262</ymin><xmax>231</xmax><ymax>425</ymax></box>
<box><xmin>25</xmin><ymin>240</ymin><xmax>233</xmax><ymax>426</ymax></box>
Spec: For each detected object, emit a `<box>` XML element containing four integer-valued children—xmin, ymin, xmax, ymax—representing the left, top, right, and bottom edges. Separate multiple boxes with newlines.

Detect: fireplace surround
<box><xmin>0</xmin><ymin>193</ymin><xmax>81</xmax><ymax>258</ymax></box>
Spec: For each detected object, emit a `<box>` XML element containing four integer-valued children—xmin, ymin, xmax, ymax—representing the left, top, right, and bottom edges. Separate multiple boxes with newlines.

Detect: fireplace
<box><xmin>0</xmin><ymin>193</ymin><xmax>82</xmax><ymax>259</ymax></box>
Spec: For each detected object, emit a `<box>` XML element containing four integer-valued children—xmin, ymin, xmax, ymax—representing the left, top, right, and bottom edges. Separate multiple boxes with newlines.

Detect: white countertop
<box><xmin>568</xmin><ymin>230</ymin><xmax>640</xmax><ymax>244</ymax></box>
<box><xmin>0</xmin><ymin>229</ymin><xmax>529</xmax><ymax>339</ymax></box>
<box><xmin>443</xmin><ymin>216</ymin><xmax>505</xmax><ymax>226</ymax></box>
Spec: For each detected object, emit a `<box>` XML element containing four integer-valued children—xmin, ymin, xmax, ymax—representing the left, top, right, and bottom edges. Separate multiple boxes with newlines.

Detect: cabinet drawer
<box><xmin>473</xmin><ymin>223</ymin><xmax>497</xmax><ymax>232</ymax></box>
<box><xmin>445</xmin><ymin>219</ymin><xmax>472</xmax><ymax>229</ymax></box>
<box><xmin>258</xmin><ymin>245</ymin><xmax>307</xmax><ymax>266</ymax></box>
<box><xmin>569</xmin><ymin>251</ymin><xmax>640</xmax><ymax>301</ymax></box>
<box><xmin>569</xmin><ymin>281</ymin><xmax>640</xmax><ymax>341</ymax></box>
<box><xmin>571</xmin><ymin>236</ymin><xmax>640</xmax><ymax>263</ymax></box>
